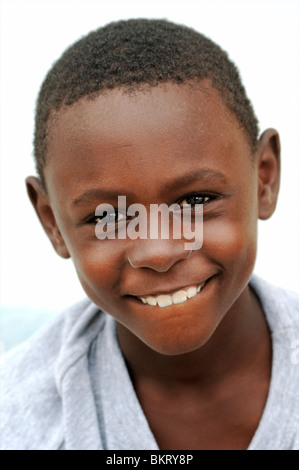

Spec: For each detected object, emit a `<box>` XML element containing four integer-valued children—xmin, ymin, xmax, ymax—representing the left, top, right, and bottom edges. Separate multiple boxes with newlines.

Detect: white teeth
<box><xmin>172</xmin><ymin>290</ymin><xmax>187</xmax><ymax>304</ymax></box>
<box><xmin>157</xmin><ymin>295</ymin><xmax>173</xmax><ymax>307</ymax></box>
<box><xmin>139</xmin><ymin>282</ymin><xmax>205</xmax><ymax>308</ymax></box>
<box><xmin>186</xmin><ymin>287</ymin><xmax>197</xmax><ymax>298</ymax></box>
<box><xmin>147</xmin><ymin>297</ymin><xmax>158</xmax><ymax>306</ymax></box>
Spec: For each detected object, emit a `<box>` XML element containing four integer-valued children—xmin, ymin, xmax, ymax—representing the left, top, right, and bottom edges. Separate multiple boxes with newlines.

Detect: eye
<box><xmin>94</xmin><ymin>210</ymin><xmax>126</xmax><ymax>225</ymax></box>
<box><xmin>85</xmin><ymin>209</ymin><xmax>127</xmax><ymax>226</ymax></box>
<box><xmin>180</xmin><ymin>194</ymin><xmax>212</xmax><ymax>207</ymax></box>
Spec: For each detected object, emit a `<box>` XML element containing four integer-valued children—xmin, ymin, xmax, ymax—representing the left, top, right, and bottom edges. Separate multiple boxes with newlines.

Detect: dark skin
<box><xmin>26</xmin><ymin>81</ymin><xmax>280</xmax><ymax>450</ymax></box>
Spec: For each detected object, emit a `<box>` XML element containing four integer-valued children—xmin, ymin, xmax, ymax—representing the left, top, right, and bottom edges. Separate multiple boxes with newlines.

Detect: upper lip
<box><xmin>130</xmin><ymin>279</ymin><xmax>208</xmax><ymax>298</ymax></box>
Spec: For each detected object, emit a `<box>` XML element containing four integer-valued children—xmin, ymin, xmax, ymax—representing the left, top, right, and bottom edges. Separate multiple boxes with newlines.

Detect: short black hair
<box><xmin>34</xmin><ymin>18</ymin><xmax>259</xmax><ymax>188</ymax></box>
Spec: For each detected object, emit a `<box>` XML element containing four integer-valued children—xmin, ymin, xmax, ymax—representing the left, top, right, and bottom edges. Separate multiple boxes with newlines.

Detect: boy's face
<box><xmin>30</xmin><ymin>82</ymin><xmax>279</xmax><ymax>355</ymax></box>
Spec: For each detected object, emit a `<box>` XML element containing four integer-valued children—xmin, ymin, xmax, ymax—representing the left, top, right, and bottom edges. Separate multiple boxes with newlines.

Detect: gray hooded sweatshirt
<box><xmin>0</xmin><ymin>275</ymin><xmax>299</xmax><ymax>450</ymax></box>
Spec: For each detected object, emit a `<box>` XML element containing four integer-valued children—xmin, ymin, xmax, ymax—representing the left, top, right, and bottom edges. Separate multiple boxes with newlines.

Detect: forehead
<box><xmin>45</xmin><ymin>82</ymin><xmax>251</xmax><ymax>201</ymax></box>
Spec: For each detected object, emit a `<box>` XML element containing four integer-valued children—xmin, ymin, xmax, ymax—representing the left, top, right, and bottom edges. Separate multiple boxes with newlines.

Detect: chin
<box><xmin>140</xmin><ymin>325</ymin><xmax>216</xmax><ymax>356</ymax></box>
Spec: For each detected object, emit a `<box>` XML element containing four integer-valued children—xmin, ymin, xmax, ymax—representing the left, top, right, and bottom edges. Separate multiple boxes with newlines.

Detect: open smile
<box><xmin>137</xmin><ymin>281</ymin><xmax>207</xmax><ymax>308</ymax></box>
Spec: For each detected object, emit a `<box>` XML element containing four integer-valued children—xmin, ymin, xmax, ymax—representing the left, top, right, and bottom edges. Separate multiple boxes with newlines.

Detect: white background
<box><xmin>1</xmin><ymin>0</ymin><xmax>299</xmax><ymax>314</ymax></box>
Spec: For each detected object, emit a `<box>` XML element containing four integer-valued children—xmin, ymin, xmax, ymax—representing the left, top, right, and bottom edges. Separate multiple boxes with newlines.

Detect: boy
<box><xmin>1</xmin><ymin>19</ymin><xmax>298</xmax><ymax>450</ymax></box>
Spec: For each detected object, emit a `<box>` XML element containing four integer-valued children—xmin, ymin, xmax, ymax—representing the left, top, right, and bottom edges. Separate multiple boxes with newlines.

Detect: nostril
<box><xmin>128</xmin><ymin>254</ymin><xmax>174</xmax><ymax>271</ymax></box>
<box><xmin>127</xmin><ymin>241</ymin><xmax>193</xmax><ymax>272</ymax></box>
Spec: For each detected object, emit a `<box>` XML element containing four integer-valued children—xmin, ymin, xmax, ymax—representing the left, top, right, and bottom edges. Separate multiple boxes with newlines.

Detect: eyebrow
<box><xmin>71</xmin><ymin>188</ymin><xmax>134</xmax><ymax>207</ymax></box>
<box><xmin>163</xmin><ymin>168</ymin><xmax>228</xmax><ymax>193</ymax></box>
<box><xmin>71</xmin><ymin>168</ymin><xmax>228</xmax><ymax>207</ymax></box>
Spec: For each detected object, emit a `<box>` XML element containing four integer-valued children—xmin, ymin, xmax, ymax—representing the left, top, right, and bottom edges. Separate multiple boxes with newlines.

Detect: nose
<box><xmin>128</xmin><ymin>239</ymin><xmax>192</xmax><ymax>272</ymax></box>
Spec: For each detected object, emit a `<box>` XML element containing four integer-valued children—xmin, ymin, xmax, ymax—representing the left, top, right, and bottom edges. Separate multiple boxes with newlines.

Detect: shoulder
<box><xmin>0</xmin><ymin>298</ymin><xmax>101</xmax><ymax>450</ymax></box>
<box><xmin>249</xmin><ymin>275</ymin><xmax>299</xmax><ymax>450</ymax></box>
<box><xmin>250</xmin><ymin>274</ymin><xmax>299</xmax><ymax>333</ymax></box>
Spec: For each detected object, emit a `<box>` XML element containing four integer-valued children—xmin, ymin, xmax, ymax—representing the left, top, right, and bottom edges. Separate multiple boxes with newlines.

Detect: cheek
<box><xmin>203</xmin><ymin>185</ymin><xmax>259</xmax><ymax>271</ymax></box>
<box><xmin>69</xmin><ymin>242</ymin><xmax>124</xmax><ymax>305</ymax></box>
<box><xmin>203</xmin><ymin>216</ymin><xmax>257</xmax><ymax>274</ymax></box>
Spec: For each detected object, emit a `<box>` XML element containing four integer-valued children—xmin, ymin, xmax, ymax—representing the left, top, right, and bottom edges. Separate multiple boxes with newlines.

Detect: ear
<box><xmin>26</xmin><ymin>176</ymin><xmax>70</xmax><ymax>259</ymax></box>
<box><xmin>257</xmin><ymin>128</ymin><xmax>281</xmax><ymax>220</ymax></box>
